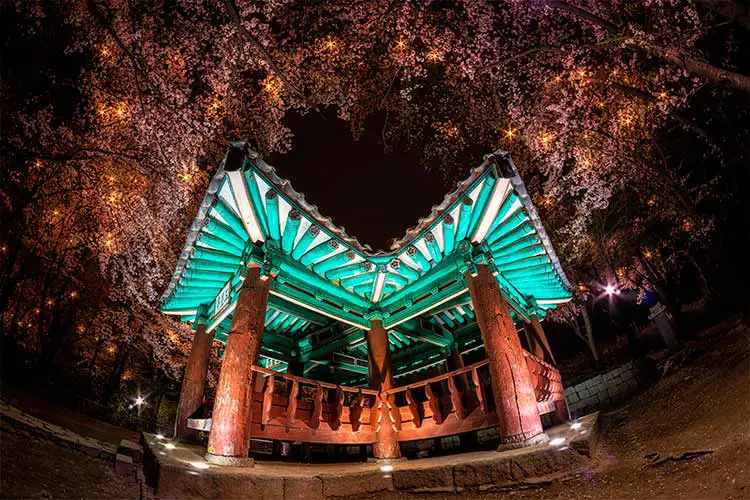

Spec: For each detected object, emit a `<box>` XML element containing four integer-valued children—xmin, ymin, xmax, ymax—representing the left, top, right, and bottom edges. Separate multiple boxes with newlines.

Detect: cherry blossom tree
<box><xmin>1</xmin><ymin>0</ymin><xmax>748</xmax><ymax>394</ymax></box>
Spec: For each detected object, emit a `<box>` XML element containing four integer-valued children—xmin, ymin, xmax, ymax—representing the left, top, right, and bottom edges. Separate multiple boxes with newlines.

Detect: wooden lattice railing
<box><xmin>248</xmin><ymin>367</ymin><xmax>379</xmax><ymax>444</ymax></box>
<box><xmin>523</xmin><ymin>350</ymin><xmax>565</xmax><ymax>415</ymax></box>
<box><xmin>382</xmin><ymin>359</ymin><xmax>496</xmax><ymax>441</ymax></box>
<box><xmin>381</xmin><ymin>350</ymin><xmax>566</xmax><ymax>442</ymax></box>
<box><xmin>192</xmin><ymin>351</ymin><xmax>564</xmax><ymax>446</ymax></box>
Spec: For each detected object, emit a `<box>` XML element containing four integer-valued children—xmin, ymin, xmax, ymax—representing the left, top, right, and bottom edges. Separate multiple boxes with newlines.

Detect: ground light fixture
<box><xmin>379</xmin><ymin>465</ymin><xmax>394</xmax><ymax>472</ymax></box>
<box><xmin>571</xmin><ymin>422</ymin><xmax>582</xmax><ymax>430</ymax></box>
<box><xmin>549</xmin><ymin>437</ymin><xmax>566</xmax><ymax>446</ymax></box>
<box><xmin>164</xmin><ymin>443</ymin><xmax>176</xmax><ymax>450</ymax></box>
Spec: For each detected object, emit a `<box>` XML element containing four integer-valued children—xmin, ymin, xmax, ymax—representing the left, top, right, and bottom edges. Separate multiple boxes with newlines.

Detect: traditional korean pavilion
<box><xmin>162</xmin><ymin>142</ymin><xmax>572</xmax><ymax>465</ymax></box>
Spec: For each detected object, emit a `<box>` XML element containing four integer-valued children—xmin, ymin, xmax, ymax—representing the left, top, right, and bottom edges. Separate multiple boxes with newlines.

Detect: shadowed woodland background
<box><xmin>1</xmin><ymin>0</ymin><xmax>749</xmax><ymax>430</ymax></box>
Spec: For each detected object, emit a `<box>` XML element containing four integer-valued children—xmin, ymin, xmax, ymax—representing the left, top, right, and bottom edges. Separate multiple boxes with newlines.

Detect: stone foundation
<box><xmin>564</xmin><ymin>361</ymin><xmax>644</xmax><ymax>418</ymax></box>
<box><xmin>142</xmin><ymin>413</ymin><xmax>599</xmax><ymax>499</ymax></box>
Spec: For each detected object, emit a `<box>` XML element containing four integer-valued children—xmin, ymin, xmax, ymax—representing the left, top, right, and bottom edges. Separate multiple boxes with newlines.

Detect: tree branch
<box><xmin>221</xmin><ymin>0</ymin><xmax>308</xmax><ymax>104</ymax></box>
<box><xmin>606</xmin><ymin>82</ymin><xmax>715</xmax><ymax>143</ymax></box>
<box><xmin>544</xmin><ymin>0</ymin><xmax>750</xmax><ymax>92</ymax></box>
<box><xmin>644</xmin><ymin>44</ymin><xmax>750</xmax><ymax>92</ymax></box>
<box><xmin>545</xmin><ymin>0</ymin><xmax>619</xmax><ymax>33</ymax></box>
<box><xmin>481</xmin><ymin>45</ymin><xmax>564</xmax><ymax>71</ymax></box>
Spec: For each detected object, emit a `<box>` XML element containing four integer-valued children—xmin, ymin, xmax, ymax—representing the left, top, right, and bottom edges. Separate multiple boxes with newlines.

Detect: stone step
<box><xmin>118</xmin><ymin>438</ymin><xmax>144</xmax><ymax>463</ymax></box>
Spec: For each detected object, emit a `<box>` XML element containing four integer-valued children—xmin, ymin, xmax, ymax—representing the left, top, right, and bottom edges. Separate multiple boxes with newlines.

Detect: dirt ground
<box><xmin>0</xmin><ymin>423</ymin><xmax>139</xmax><ymax>500</ymax></box>
<box><xmin>0</xmin><ymin>321</ymin><xmax>748</xmax><ymax>500</ymax></box>
<box><xmin>1</xmin><ymin>385</ymin><xmax>139</xmax><ymax>448</ymax></box>
<box><xmin>352</xmin><ymin>322</ymin><xmax>750</xmax><ymax>500</ymax></box>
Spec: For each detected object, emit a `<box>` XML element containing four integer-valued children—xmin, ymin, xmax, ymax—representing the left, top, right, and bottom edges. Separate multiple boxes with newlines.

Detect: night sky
<box><xmin>268</xmin><ymin>109</ymin><xmax>448</xmax><ymax>251</ymax></box>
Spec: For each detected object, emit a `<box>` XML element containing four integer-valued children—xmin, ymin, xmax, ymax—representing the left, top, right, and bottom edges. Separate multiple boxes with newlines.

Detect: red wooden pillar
<box><xmin>367</xmin><ymin>319</ymin><xmax>401</xmax><ymax>460</ymax></box>
<box><xmin>174</xmin><ymin>315</ymin><xmax>214</xmax><ymax>441</ymax></box>
<box><xmin>466</xmin><ymin>264</ymin><xmax>545</xmax><ymax>448</ymax></box>
<box><xmin>206</xmin><ymin>265</ymin><xmax>270</xmax><ymax>466</ymax></box>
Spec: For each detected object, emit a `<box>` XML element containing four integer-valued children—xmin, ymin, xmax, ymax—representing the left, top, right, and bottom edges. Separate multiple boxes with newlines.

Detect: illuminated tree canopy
<box><xmin>1</xmin><ymin>0</ymin><xmax>748</xmax><ymax>387</ymax></box>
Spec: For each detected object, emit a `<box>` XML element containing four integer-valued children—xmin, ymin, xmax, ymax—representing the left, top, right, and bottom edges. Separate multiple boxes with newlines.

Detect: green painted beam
<box><xmin>493</xmin><ymin>247</ymin><xmax>547</xmax><ymax>266</ymax></box>
<box><xmin>187</xmin><ymin>258</ymin><xmax>238</xmax><ymax>274</ymax></box>
<box><xmin>406</xmin><ymin>245</ymin><xmax>431</xmax><ymax>273</ymax></box>
<box><xmin>271</xmin><ymin>250</ymin><xmax>371</xmax><ymax>310</ymax></box>
<box><xmin>391</xmin><ymin>259</ymin><xmax>420</xmax><ymax>281</ymax></box>
<box><xmin>291</xmin><ymin>225</ymin><xmax>319</xmax><ymax>260</ymax></box>
<box><xmin>243</xmin><ymin>169</ymin><xmax>269</xmax><ymax>237</ymax></box>
<box><xmin>192</xmin><ymin>247</ymin><xmax>241</xmax><ymax>265</ymax></box>
<box><xmin>268</xmin><ymin>294</ymin><xmax>328</xmax><ymax>325</ymax></box>
<box><xmin>325</xmin><ymin>261</ymin><xmax>370</xmax><ymax>281</ymax></box>
<box><xmin>467</xmin><ymin>176</ymin><xmax>497</xmax><ymax>239</ymax></box>
<box><xmin>340</xmin><ymin>272</ymin><xmax>376</xmax><ymax>289</ymax></box>
<box><xmin>299</xmin><ymin>327</ymin><xmax>365</xmax><ymax>361</ymax></box>
<box><xmin>492</xmin><ymin>234</ymin><xmax>540</xmax><ymax>256</ymax></box>
<box><xmin>454</xmin><ymin>197</ymin><xmax>474</xmax><ymax>242</ymax></box>
<box><xmin>210</xmin><ymin>195</ymin><xmax>247</xmax><ymax>239</ymax></box>
<box><xmin>384</xmin><ymin>278</ymin><xmax>468</xmax><ymax>329</ymax></box>
<box><xmin>281</xmin><ymin>210</ymin><xmax>301</xmax><ymax>254</ymax></box>
<box><xmin>264</xmin><ymin>190</ymin><xmax>281</xmax><ymax>240</ymax></box>
<box><xmin>204</xmin><ymin>219</ymin><xmax>247</xmax><ymax>250</ymax></box>
<box><xmin>313</xmin><ymin>249</ymin><xmax>355</xmax><ymax>275</ymax></box>
<box><xmin>379</xmin><ymin>250</ymin><xmax>467</xmax><ymax>312</ymax></box>
<box><xmin>442</xmin><ymin>215</ymin><xmax>456</xmax><ymax>255</ymax></box>
<box><xmin>424</xmin><ymin>232</ymin><xmax>442</xmax><ymax>264</ymax></box>
<box><xmin>497</xmin><ymin>254</ymin><xmax>550</xmax><ymax>273</ymax></box>
<box><xmin>486</xmin><ymin>213</ymin><xmax>528</xmax><ymax>246</ymax></box>
<box><xmin>196</xmin><ymin>231</ymin><xmax>244</xmax><ymax>254</ymax></box>
<box><xmin>300</xmin><ymin>239</ymin><xmax>338</xmax><ymax>267</ymax></box>
<box><xmin>479</xmin><ymin>194</ymin><xmax>519</xmax><ymax>244</ymax></box>
<box><xmin>385</xmin><ymin>273</ymin><xmax>408</xmax><ymax>287</ymax></box>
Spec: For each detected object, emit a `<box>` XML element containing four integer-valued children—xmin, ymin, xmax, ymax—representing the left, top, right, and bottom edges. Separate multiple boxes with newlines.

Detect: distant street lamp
<box><xmin>130</xmin><ymin>392</ymin><xmax>148</xmax><ymax>417</ymax></box>
<box><xmin>604</xmin><ymin>284</ymin><xmax>620</xmax><ymax>296</ymax></box>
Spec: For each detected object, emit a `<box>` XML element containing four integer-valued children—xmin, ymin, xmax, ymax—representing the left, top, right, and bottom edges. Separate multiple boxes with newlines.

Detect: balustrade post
<box><xmin>206</xmin><ymin>264</ymin><xmax>271</xmax><ymax>466</ymax></box>
<box><xmin>527</xmin><ymin>314</ymin><xmax>556</xmax><ymax>365</ymax></box>
<box><xmin>446</xmin><ymin>336</ymin><xmax>469</xmax><ymax>391</ymax></box>
<box><xmin>367</xmin><ymin>319</ymin><xmax>401</xmax><ymax>460</ymax></box>
<box><xmin>174</xmin><ymin>309</ymin><xmax>214</xmax><ymax>441</ymax></box>
<box><xmin>286</xmin><ymin>353</ymin><xmax>304</xmax><ymax>377</ymax></box>
<box><xmin>466</xmin><ymin>264</ymin><xmax>545</xmax><ymax>449</ymax></box>
<box><xmin>522</xmin><ymin>322</ymin><xmax>545</xmax><ymax>359</ymax></box>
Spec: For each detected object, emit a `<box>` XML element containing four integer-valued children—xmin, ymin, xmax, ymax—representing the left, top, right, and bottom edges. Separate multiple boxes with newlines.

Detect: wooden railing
<box><xmin>382</xmin><ymin>359</ymin><xmax>496</xmax><ymax>441</ymax></box>
<box><xmin>192</xmin><ymin>350</ymin><xmax>564</xmax><ymax>446</ymax></box>
<box><xmin>523</xmin><ymin>350</ymin><xmax>565</xmax><ymax>415</ymax></box>
<box><xmin>248</xmin><ymin>367</ymin><xmax>379</xmax><ymax>444</ymax></box>
<box><xmin>381</xmin><ymin>350</ymin><xmax>566</xmax><ymax>442</ymax></box>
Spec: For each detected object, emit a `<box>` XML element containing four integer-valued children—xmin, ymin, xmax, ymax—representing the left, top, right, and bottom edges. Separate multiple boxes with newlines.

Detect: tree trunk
<box><xmin>88</xmin><ymin>336</ymin><xmax>106</xmax><ymax>378</ymax></box>
<box><xmin>580</xmin><ymin>305</ymin><xmax>600</xmax><ymax>363</ymax></box>
<box><xmin>102</xmin><ymin>343</ymin><xmax>130</xmax><ymax>408</ymax></box>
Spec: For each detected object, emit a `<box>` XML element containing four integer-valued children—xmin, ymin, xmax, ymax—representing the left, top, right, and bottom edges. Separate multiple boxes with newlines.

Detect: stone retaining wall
<box><xmin>564</xmin><ymin>361</ymin><xmax>643</xmax><ymax>418</ymax></box>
